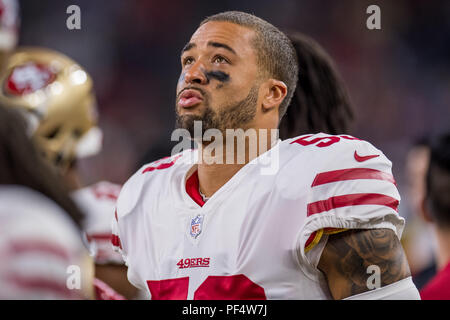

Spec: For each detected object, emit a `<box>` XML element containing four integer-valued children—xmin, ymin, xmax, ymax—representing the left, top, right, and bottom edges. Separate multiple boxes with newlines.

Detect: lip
<box><xmin>178</xmin><ymin>89</ymin><xmax>204</xmax><ymax>108</ymax></box>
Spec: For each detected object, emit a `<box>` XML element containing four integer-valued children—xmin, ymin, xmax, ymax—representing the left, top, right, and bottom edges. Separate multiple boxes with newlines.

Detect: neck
<box><xmin>435</xmin><ymin>227</ymin><xmax>450</xmax><ymax>271</ymax></box>
<box><xmin>63</xmin><ymin>167</ymin><xmax>83</xmax><ymax>191</ymax></box>
<box><xmin>196</xmin><ymin>128</ymin><xmax>277</xmax><ymax>198</ymax></box>
<box><xmin>197</xmin><ymin>162</ymin><xmax>245</xmax><ymax>198</ymax></box>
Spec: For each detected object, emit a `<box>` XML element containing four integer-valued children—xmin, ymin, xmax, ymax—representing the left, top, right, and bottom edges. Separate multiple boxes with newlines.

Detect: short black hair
<box><xmin>200</xmin><ymin>11</ymin><xmax>298</xmax><ymax>121</ymax></box>
<box><xmin>425</xmin><ymin>132</ymin><xmax>450</xmax><ymax>228</ymax></box>
<box><xmin>279</xmin><ymin>32</ymin><xmax>354</xmax><ymax>139</ymax></box>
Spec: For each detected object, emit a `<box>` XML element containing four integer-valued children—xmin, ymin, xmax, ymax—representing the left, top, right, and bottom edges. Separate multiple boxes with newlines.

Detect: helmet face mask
<box><xmin>0</xmin><ymin>47</ymin><xmax>102</xmax><ymax>172</ymax></box>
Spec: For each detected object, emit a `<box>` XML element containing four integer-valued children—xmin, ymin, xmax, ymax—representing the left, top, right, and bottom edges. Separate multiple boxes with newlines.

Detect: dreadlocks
<box><xmin>425</xmin><ymin>133</ymin><xmax>450</xmax><ymax>228</ymax></box>
<box><xmin>279</xmin><ymin>32</ymin><xmax>354</xmax><ymax>139</ymax></box>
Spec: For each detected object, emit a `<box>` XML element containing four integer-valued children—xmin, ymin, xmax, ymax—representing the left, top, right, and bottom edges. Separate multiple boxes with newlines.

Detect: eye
<box><xmin>212</xmin><ymin>55</ymin><xmax>228</xmax><ymax>65</ymax></box>
<box><xmin>183</xmin><ymin>57</ymin><xmax>194</xmax><ymax>66</ymax></box>
<box><xmin>45</xmin><ymin>126</ymin><xmax>61</xmax><ymax>139</ymax></box>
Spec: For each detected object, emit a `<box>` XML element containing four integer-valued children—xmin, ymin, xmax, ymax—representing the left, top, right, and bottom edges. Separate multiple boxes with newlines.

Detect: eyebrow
<box><xmin>181</xmin><ymin>42</ymin><xmax>196</xmax><ymax>55</ymax></box>
<box><xmin>207</xmin><ymin>41</ymin><xmax>237</xmax><ymax>55</ymax></box>
<box><xmin>181</xmin><ymin>41</ymin><xmax>237</xmax><ymax>56</ymax></box>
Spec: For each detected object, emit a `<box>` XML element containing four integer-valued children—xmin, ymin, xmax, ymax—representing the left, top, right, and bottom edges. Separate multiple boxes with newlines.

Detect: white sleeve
<box><xmin>110</xmin><ymin>168</ymin><xmax>145</xmax><ymax>265</ymax></box>
<box><xmin>110</xmin><ymin>166</ymin><xmax>150</xmax><ymax>293</ymax></box>
<box><xmin>296</xmin><ymin>139</ymin><xmax>405</xmax><ymax>278</ymax></box>
<box><xmin>344</xmin><ymin>277</ymin><xmax>420</xmax><ymax>300</ymax></box>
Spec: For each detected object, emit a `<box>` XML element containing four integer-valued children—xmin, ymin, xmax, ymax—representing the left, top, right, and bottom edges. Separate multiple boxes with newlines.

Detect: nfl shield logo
<box><xmin>190</xmin><ymin>214</ymin><xmax>204</xmax><ymax>239</ymax></box>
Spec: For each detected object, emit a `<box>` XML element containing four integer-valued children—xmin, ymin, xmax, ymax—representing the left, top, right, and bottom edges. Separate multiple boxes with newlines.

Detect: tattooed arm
<box><xmin>317</xmin><ymin>228</ymin><xmax>411</xmax><ymax>300</ymax></box>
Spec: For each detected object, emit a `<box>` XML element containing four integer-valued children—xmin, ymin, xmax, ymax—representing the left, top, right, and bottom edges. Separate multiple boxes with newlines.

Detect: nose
<box><xmin>184</xmin><ymin>61</ymin><xmax>208</xmax><ymax>85</ymax></box>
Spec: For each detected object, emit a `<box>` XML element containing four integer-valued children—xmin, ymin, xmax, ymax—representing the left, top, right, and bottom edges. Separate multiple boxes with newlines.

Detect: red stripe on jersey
<box><xmin>185</xmin><ymin>170</ymin><xmax>205</xmax><ymax>207</ymax></box>
<box><xmin>311</xmin><ymin>168</ymin><xmax>396</xmax><ymax>187</ymax></box>
<box><xmin>8</xmin><ymin>241</ymin><xmax>71</xmax><ymax>262</ymax></box>
<box><xmin>6</xmin><ymin>274</ymin><xmax>76</xmax><ymax>298</ymax></box>
<box><xmin>307</xmin><ymin>193</ymin><xmax>399</xmax><ymax>217</ymax></box>
<box><xmin>114</xmin><ymin>209</ymin><xmax>118</xmax><ymax>222</ymax></box>
<box><xmin>111</xmin><ymin>234</ymin><xmax>122</xmax><ymax>250</ymax></box>
<box><xmin>87</xmin><ymin>233</ymin><xmax>112</xmax><ymax>242</ymax></box>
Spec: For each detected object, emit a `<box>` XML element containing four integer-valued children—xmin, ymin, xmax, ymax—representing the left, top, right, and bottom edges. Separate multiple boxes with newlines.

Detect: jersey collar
<box><xmin>185</xmin><ymin>170</ymin><xmax>205</xmax><ymax>207</ymax></box>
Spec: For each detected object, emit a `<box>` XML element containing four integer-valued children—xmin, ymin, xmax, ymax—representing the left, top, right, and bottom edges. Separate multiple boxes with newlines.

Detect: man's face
<box><xmin>175</xmin><ymin>21</ymin><xmax>261</xmax><ymax>135</ymax></box>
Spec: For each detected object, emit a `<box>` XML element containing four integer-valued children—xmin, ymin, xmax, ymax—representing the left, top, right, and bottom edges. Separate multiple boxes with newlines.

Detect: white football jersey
<box><xmin>72</xmin><ymin>181</ymin><xmax>123</xmax><ymax>264</ymax></box>
<box><xmin>112</xmin><ymin>133</ymin><xmax>405</xmax><ymax>300</ymax></box>
<box><xmin>0</xmin><ymin>185</ymin><xmax>91</xmax><ymax>299</ymax></box>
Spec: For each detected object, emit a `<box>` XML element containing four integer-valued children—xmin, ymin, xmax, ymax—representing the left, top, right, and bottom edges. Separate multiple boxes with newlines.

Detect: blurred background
<box><xmin>18</xmin><ymin>0</ymin><xmax>449</xmax><ymax>286</ymax></box>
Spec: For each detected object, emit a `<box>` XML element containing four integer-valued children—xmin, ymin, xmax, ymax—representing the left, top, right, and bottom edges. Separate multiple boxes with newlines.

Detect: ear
<box><xmin>420</xmin><ymin>196</ymin><xmax>434</xmax><ymax>223</ymax></box>
<box><xmin>261</xmin><ymin>79</ymin><xmax>288</xmax><ymax>113</ymax></box>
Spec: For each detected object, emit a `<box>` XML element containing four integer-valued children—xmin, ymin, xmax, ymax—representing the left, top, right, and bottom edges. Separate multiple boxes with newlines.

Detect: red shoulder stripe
<box><xmin>312</xmin><ymin>168</ymin><xmax>396</xmax><ymax>187</ymax></box>
<box><xmin>307</xmin><ymin>193</ymin><xmax>399</xmax><ymax>217</ymax></box>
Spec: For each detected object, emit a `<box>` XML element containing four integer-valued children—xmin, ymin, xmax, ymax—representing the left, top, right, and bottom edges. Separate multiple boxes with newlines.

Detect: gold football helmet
<box><xmin>0</xmin><ymin>47</ymin><xmax>102</xmax><ymax>171</ymax></box>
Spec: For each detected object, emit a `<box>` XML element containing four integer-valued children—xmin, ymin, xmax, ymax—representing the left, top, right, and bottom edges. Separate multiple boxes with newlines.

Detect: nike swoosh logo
<box><xmin>354</xmin><ymin>150</ymin><xmax>379</xmax><ymax>162</ymax></box>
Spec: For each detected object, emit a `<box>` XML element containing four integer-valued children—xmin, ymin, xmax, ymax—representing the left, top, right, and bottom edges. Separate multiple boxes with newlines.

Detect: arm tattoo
<box><xmin>318</xmin><ymin>229</ymin><xmax>411</xmax><ymax>299</ymax></box>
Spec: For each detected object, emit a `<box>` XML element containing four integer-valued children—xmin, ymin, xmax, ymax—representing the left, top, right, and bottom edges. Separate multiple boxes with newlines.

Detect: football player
<box><xmin>0</xmin><ymin>105</ymin><xmax>94</xmax><ymax>299</ymax></box>
<box><xmin>112</xmin><ymin>11</ymin><xmax>420</xmax><ymax>299</ymax></box>
<box><xmin>0</xmin><ymin>47</ymin><xmax>136</xmax><ymax>299</ymax></box>
<box><xmin>419</xmin><ymin>133</ymin><xmax>450</xmax><ymax>299</ymax></box>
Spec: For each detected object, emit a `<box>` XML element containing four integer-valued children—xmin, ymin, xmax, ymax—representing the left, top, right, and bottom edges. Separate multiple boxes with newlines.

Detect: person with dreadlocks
<box><xmin>0</xmin><ymin>0</ymin><xmax>95</xmax><ymax>300</ymax></box>
<box><xmin>0</xmin><ymin>105</ymin><xmax>94</xmax><ymax>299</ymax></box>
<box><xmin>279</xmin><ymin>32</ymin><xmax>354</xmax><ymax>139</ymax></box>
<box><xmin>419</xmin><ymin>133</ymin><xmax>450</xmax><ymax>299</ymax></box>
<box><xmin>0</xmin><ymin>47</ymin><xmax>136</xmax><ymax>299</ymax></box>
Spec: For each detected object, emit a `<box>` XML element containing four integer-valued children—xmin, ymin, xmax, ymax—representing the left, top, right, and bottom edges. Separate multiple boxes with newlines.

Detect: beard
<box><xmin>175</xmin><ymin>85</ymin><xmax>258</xmax><ymax>137</ymax></box>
